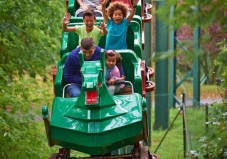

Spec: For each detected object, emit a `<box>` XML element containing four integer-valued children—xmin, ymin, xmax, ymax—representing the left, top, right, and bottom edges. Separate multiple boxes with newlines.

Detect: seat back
<box><xmin>54</xmin><ymin>52</ymin><xmax>70</xmax><ymax>97</ymax></box>
<box><xmin>68</xmin><ymin>0</ymin><xmax>79</xmax><ymax>16</ymax></box>
<box><xmin>117</xmin><ymin>50</ymin><xmax>143</xmax><ymax>94</ymax></box>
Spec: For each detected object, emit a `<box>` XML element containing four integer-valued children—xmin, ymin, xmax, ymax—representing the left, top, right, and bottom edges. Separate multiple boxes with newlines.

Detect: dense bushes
<box><xmin>0</xmin><ymin>0</ymin><xmax>64</xmax><ymax>158</ymax></box>
<box><xmin>199</xmin><ymin>103</ymin><xmax>227</xmax><ymax>159</ymax></box>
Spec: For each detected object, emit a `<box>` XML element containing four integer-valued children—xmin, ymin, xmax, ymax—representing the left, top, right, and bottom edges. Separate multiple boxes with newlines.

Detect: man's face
<box><xmin>81</xmin><ymin>47</ymin><xmax>95</xmax><ymax>60</ymax></box>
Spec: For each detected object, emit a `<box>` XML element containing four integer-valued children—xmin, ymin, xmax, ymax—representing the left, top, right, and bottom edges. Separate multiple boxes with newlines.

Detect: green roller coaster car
<box><xmin>42</xmin><ymin>51</ymin><xmax>148</xmax><ymax>156</ymax></box>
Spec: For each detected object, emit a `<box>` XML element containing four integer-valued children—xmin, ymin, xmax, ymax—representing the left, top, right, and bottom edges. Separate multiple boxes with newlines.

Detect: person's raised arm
<box><xmin>62</xmin><ymin>13</ymin><xmax>76</xmax><ymax>32</ymax></box>
<box><xmin>101</xmin><ymin>0</ymin><xmax>109</xmax><ymax>24</ymax></box>
<box><xmin>98</xmin><ymin>22</ymin><xmax>108</xmax><ymax>35</ymax></box>
<box><xmin>96</xmin><ymin>5</ymin><xmax>102</xmax><ymax>11</ymax></box>
<box><xmin>77</xmin><ymin>0</ymin><xmax>88</xmax><ymax>10</ymax></box>
<box><xmin>127</xmin><ymin>0</ymin><xmax>139</xmax><ymax>23</ymax></box>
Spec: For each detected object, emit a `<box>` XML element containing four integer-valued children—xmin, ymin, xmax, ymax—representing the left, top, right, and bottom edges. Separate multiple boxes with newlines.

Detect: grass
<box><xmin>149</xmin><ymin>84</ymin><xmax>221</xmax><ymax>159</ymax></box>
<box><xmin>150</xmin><ymin>108</ymin><xmax>184</xmax><ymax>159</ymax></box>
<box><xmin>186</xmin><ymin>107</ymin><xmax>207</xmax><ymax>151</ymax></box>
<box><xmin>176</xmin><ymin>82</ymin><xmax>221</xmax><ymax>101</ymax></box>
<box><xmin>149</xmin><ymin>107</ymin><xmax>208</xmax><ymax>159</ymax></box>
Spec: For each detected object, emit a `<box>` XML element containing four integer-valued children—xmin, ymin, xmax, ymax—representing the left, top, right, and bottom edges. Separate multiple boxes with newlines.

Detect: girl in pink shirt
<box><xmin>105</xmin><ymin>50</ymin><xmax>125</xmax><ymax>95</ymax></box>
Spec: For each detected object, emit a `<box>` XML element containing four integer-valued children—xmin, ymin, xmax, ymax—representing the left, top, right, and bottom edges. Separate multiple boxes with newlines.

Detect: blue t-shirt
<box><xmin>64</xmin><ymin>46</ymin><xmax>102</xmax><ymax>85</ymax></box>
<box><xmin>105</xmin><ymin>18</ymin><xmax>129</xmax><ymax>50</ymax></box>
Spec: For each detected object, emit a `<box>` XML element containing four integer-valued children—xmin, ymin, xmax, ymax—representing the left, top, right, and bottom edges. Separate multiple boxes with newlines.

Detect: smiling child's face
<box><xmin>106</xmin><ymin>56</ymin><xmax>116</xmax><ymax>69</ymax></box>
<box><xmin>112</xmin><ymin>9</ymin><xmax>124</xmax><ymax>24</ymax></box>
<box><xmin>83</xmin><ymin>15</ymin><xmax>96</xmax><ymax>32</ymax></box>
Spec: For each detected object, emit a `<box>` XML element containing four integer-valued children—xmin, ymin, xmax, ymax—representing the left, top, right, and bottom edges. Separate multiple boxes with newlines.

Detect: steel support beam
<box><xmin>154</xmin><ymin>0</ymin><xmax>169</xmax><ymax>129</ymax></box>
<box><xmin>168</xmin><ymin>5</ymin><xmax>176</xmax><ymax>108</ymax></box>
<box><xmin>193</xmin><ymin>0</ymin><xmax>200</xmax><ymax>107</ymax></box>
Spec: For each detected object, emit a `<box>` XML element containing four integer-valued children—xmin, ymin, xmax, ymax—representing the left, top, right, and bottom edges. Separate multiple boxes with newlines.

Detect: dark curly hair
<box><xmin>107</xmin><ymin>1</ymin><xmax>128</xmax><ymax>19</ymax></box>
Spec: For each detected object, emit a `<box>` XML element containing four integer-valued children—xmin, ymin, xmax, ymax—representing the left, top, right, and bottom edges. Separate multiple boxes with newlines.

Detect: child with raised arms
<box><xmin>101</xmin><ymin>0</ymin><xmax>139</xmax><ymax>50</ymax></box>
<box><xmin>62</xmin><ymin>9</ymin><xmax>107</xmax><ymax>46</ymax></box>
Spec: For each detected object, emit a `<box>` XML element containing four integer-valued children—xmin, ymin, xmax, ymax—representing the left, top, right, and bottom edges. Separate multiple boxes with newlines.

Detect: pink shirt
<box><xmin>107</xmin><ymin>66</ymin><xmax>124</xmax><ymax>88</ymax></box>
<box><xmin>111</xmin><ymin>0</ymin><xmax>132</xmax><ymax>8</ymax></box>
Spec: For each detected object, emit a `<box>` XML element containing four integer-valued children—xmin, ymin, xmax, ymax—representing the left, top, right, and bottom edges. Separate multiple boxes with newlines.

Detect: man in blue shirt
<box><xmin>64</xmin><ymin>37</ymin><xmax>102</xmax><ymax>97</ymax></box>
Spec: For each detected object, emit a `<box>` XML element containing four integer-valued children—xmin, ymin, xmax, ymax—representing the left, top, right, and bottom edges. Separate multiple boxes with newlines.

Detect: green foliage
<box><xmin>156</xmin><ymin>0</ymin><xmax>227</xmax><ymax>29</ymax></box>
<box><xmin>155</xmin><ymin>0</ymin><xmax>227</xmax><ymax>84</ymax></box>
<box><xmin>215</xmin><ymin>43</ymin><xmax>227</xmax><ymax>87</ymax></box>
<box><xmin>0</xmin><ymin>77</ymin><xmax>57</xmax><ymax>159</ymax></box>
<box><xmin>0</xmin><ymin>0</ymin><xmax>65</xmax><ymax>158</ymax></box>
<box><xmin>198</xmin><ymin>104</ymin><xmax>227</xmax><ymax>158</ymax></box>
<box><xmin>0</xmin><ymin>0</ymin><xmax>64</xmax><ymax>78</ymax></box>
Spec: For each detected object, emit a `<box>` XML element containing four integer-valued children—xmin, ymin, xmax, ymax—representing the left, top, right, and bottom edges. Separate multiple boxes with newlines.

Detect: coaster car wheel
<box><xmin>145</xmin><ymin>2</ymin><xmax>152</xmax><ymax>12</ymax></box>
<box><xmin>50</xmin><ymin>148</ymin><xmax>70</xmax><ymax>159</ymax></box>
<box><xmin>146</xmin><ymin>81</ymin><xmax>155</xmax><ymax>92</ymax></box>
<box><xmin>140</xmin><ymin>147</ymin><xmax>160</xmax><ymax>159</ymax></box>
<box><xmin>142</xmin><ymin>14</ymin><xmax>152</xmax><ymax>23</ymax></box>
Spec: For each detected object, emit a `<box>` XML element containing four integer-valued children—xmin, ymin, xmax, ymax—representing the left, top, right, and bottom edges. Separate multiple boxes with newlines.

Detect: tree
<box><xmin>0</xmin><ymin>0</ymin><xmax>64</xmax><ymax>158</ymax></box>
<box><xmin>156</xmin><ymin>0</ymin><xmax>227</xmax><ymax>84</ymax></box>
<box><xmin>0</xmin><ymin>0</ymin><xmax>64</xmax><ymax>79</ymax></box>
